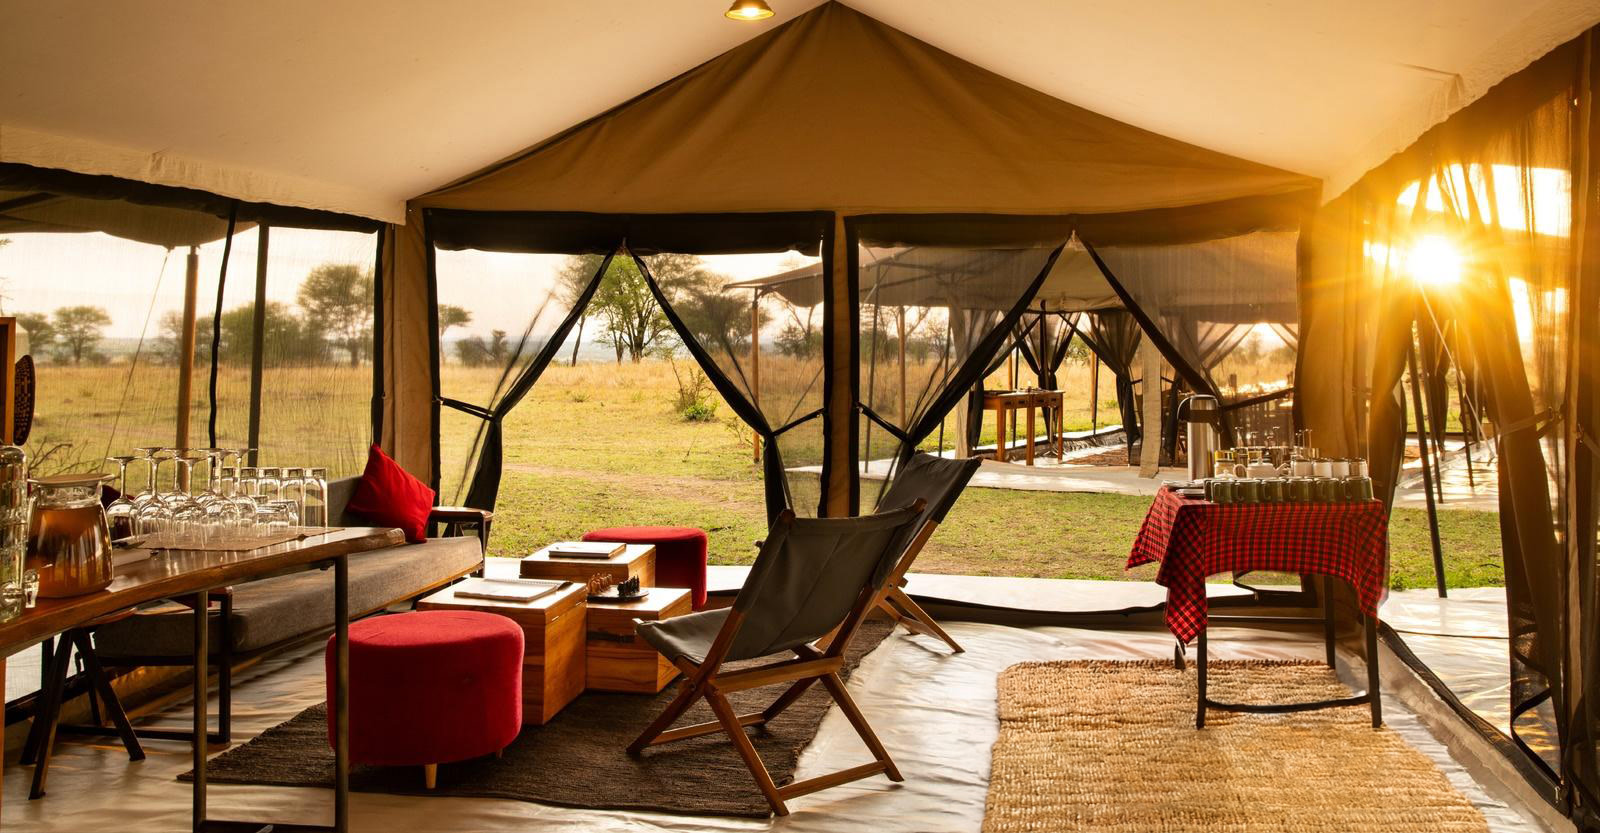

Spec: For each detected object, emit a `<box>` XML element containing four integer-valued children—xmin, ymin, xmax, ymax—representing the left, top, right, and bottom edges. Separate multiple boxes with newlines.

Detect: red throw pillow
<box><xmin>345</xmin><ymin>445</ymin><xmax>435</xmax><ymax>543</ymax></box>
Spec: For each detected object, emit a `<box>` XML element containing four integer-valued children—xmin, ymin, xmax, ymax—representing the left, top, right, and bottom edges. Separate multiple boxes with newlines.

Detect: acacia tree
<box><xmin>438</xmin><ymin>304</ymin><xmax>472</xmax><ymax>342</ymax></box>
<box><xmin>52</xmin><ymin>305</ymin><xmax>111</xmax><ymax>365</ymax></box>
<box><xmin>557</xmin><ymin>253</ymin><xmax>712</xmax><ymax>363</ymax></box>
<box><xmin>298</xmin><ymin>263</ymin><xmax>373</xmax><ymax>366</ymax></box>
<box><xmin>16</xmin><ymin>311</ymin><xmax>53</xmax><ymax>360</ymax></box>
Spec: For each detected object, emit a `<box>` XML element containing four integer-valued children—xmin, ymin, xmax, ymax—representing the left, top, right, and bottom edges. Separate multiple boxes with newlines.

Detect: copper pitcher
<box><xmin>27</xmin><ymin>473</ymin><xmax>113</xmax><ymax>597</ymax></box>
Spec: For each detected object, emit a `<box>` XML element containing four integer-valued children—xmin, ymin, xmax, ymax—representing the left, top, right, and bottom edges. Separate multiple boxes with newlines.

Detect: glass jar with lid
<box><xmin>0</xmin><ymin>446</ymin><xmax>28</xmax><ymax>619</ymax></box>
<box><xmin>27</xmin><ymin>473</ymin><xmax>114</xmax><ymax>597</ymax></box>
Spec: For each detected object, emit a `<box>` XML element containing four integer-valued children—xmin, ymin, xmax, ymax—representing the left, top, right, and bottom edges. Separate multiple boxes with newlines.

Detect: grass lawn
<box><xmin>34</xmin><ymin>359</ymin><xmax>1503</xmax><ymax>590</ymax></box>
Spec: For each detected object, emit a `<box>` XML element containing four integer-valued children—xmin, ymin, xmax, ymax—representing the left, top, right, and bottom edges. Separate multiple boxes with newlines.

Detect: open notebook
<box><xmin>452</xmin><ymin>577</ymin><xmax>571</xmax><ymax>603</ymax></box>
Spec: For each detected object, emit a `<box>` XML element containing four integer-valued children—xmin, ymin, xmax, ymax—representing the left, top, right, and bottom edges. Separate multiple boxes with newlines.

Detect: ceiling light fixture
<box><xmin>725</xmin><ymin>0</ymin><xmax>774</xmax><ymax>21</ymax></box>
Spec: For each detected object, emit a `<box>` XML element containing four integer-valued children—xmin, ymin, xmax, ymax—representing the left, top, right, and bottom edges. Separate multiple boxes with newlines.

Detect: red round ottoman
<box><xmin>327</xmin><ymin>611</ymin><xmax>523</xmax><ymax>788</ymax></box>
<box><xmin>583</xmin><ymin>526</ymin><xmax>709</xmax><ymax>609</ymax></box>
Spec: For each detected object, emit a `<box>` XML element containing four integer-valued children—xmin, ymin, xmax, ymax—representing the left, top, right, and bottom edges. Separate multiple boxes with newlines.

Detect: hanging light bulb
<box><xmin>725</xmin><ymin>0</ymin><xmax>775</xmax><ymax>21</ymax></box>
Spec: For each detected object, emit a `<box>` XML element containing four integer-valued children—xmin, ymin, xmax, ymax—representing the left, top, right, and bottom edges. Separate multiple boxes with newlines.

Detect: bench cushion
<box><xmin>94</xmin><ymin>536</ymin><xmax>483</xmax><ymax>659</ymax></box>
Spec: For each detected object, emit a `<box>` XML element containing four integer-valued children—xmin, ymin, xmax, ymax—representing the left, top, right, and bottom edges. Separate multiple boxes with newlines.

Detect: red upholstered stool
<box><xmin>327</xmin><ymin>610</ymin><xmax>523</xmax><ymax>789</ymax></box>
<box><xmin>583</xmin><ymin>526</ymin><xmax>709</xmax><ymax>610</ymax></box>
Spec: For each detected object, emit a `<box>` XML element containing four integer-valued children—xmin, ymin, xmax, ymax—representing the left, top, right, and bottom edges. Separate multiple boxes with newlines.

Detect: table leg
<box><xmin>994</xmin><ymin>404</ymin><xmax>1007</xmax><ymax>463</ymax></box>
<box><xmin>1195</xmin><ymin>629</ymin><xmax>1207</xmax><ymax>729</ymax></box>
<box><xmin>1366</xmin><ymin>612</ymin><xmax>1382</xmax><ymax>729</ymax></box>
<box><xmin>193</xmin><ymin>588</ymin><xmax>208</xmax><ymax>833</ymax></box>
<box><xmin>1025</xmin><ymin>405</ymin><xmax>1036</xmax><ymax>466</ymax></box>
<box><xmin>335</xmin><ymin>555</ymin><xmax>350</xmax><ymax>831</ymax></box>
<box><xmin>1322</xmin><ymin>575</ymin><xmax>1336</xmax><ymax>668</ymax></box>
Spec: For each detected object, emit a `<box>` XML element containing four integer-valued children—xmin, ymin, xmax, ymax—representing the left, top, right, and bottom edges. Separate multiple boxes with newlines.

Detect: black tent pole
<box><xmin>246</xmin><ymin>224</ymin><xmax>269</xmax><ymax>465</ymax></box>
<box><xmin>1408</xmin><ymin>332</ymin><xmax>1448</xmax><ymax>598</ymax></box>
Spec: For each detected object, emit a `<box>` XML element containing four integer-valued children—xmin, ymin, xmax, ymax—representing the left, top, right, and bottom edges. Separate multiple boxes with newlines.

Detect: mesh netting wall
<box><xmin>0</xmin><ymin>191</ymin><xmax>376</xmax><ymax>487</ymax></box>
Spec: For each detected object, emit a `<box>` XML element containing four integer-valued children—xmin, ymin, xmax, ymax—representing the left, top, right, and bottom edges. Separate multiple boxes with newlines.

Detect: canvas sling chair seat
<box><xmin>868</xmin><ymin>452</ymin><xmax>983</xmax><ymax>653</ymax></box>
<box><xmin>628</xmin><ymin>503</ymin><xmax>926</xmax><ymax>817</ymax></box>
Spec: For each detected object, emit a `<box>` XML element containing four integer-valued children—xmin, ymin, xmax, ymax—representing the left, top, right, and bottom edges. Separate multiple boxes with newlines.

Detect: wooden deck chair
<box><xmin>627</xmin><ymin>503</ymin><xmax>927</xmax><ymax>817</ymax></box>
<box><xmin>868</xmin><ymin>453</ymin><xmax>983</xmax><ymax>653</ymax></box>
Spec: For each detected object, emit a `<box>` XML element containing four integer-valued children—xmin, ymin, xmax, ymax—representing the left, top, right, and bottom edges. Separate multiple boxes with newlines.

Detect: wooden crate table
<box><xmin>415</xmin><ymin>580</ymin><xmax>588</xmax><ymax>725</ymax></box>
<box><xmin>585</xmin><ymin>587</ymin><xmax>692</xmax><ymax>693</ymax></box>
<box><xmin>520</xmin><ymin>542</ymin><xmax>656</xmax><ymax>587</ymax></box>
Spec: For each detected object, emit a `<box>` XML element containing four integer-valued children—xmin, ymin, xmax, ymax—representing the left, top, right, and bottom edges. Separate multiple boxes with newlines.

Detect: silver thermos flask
<box><xmin>1180</xmin><ymin>395</ymin><xmax>1220</xmax><ymax>481</ymax></box>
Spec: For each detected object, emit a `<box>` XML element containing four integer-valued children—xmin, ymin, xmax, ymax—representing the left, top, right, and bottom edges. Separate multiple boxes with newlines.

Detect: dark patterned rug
<box><xmin>182</xmin><ymin>620</ymin><xmax>896</xmax><ymax>818</ymax></box>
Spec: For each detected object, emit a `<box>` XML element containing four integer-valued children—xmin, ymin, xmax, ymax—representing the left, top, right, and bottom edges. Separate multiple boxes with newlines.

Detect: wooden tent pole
<box><xmin>751</xmin><ymin>293</ymin><xmax>761</xmax><ymax>463</ymax></box>
<box><xmin>176</xmin><ymin>246</ymin><xmax>200</xmax><ymax>452</ymax></box>
<box><xmin>246</xmin><ymin>226</ymin><xmax>270</xmax><ymax>466</ymax></box>
<box><xmin>897</xmin><ymin>307</ymin><xmax>907</xmax><ymax>428</ymax></box>
<box><xmin>1091</xmin><ymin>356</ymin><xmax>1100</xmax><ymax>431</ymax></box>
<box><xmin>825</xmin><ymin>214</ymin><xmax>852</xmax><ymax>517</ymax></box>
<box><xmin>1408</xmin><ymin>333</ymin><xmax>1448</xmax><ymax>598</ymax></box>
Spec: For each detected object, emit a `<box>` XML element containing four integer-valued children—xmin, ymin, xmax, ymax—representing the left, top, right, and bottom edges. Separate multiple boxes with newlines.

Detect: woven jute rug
<box><xmin>182</xmin><ymin>619</ymin><xmax>893</xmax><ymax>818</ymax></box>
<box><xmin>983</xmin><ymin>660</ymin><xmax>1489</xmax><ymax>833</ymax></box>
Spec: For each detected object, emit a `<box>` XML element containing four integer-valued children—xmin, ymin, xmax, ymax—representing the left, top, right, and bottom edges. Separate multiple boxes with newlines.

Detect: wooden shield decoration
<box><xmin>13</xmin><ymin>355</ymin><xmax>33</xmax><ymax>445</ymax></box>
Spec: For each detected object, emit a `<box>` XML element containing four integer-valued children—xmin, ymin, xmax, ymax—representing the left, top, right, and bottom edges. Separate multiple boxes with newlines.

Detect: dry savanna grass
<box><xmin>29</xmin><ymin>357</ymin><xmax>1500</xmax><ymax>586</ymax></box>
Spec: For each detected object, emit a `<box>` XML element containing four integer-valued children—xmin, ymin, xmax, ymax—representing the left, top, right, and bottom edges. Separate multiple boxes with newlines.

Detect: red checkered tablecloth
<box><xmin>1127</xmin><ymin>486</ymin><xmax>1389</xmax><ymax>643</ymax></box>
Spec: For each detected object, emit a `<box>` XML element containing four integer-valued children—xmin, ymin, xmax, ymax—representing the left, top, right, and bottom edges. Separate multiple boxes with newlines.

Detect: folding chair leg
<box><xmin>761</xmin><ymin>676</ymin><xmax>820</xmax><ymax>722</ymax></box>
<box><xmin>819</xmin><ymin>672</ymin><xmax>902</xmax><ymax>782</ymax></box>
<box><xmin>627</xmin><ymin>679</ymin><xmax>701</xmax><ymax>755</ymax></box>
<box><xmin>885</xmin><ymin>587</ymin><xmax>963</xmax><ymax>653</ymax></box>
<box><xmin>71</xmin><ymin>632</ymin><xmax>144</xmax><ymax>762</ymax></box>
<box><xmin>28</xmin><ymin>637</ymin><xmax>73</xmax><ymax>799</ymax></box>
<box><xmin>705</xmin><ymin>688</ymin><xmax>789</xmax><ymax>816</ymax></box>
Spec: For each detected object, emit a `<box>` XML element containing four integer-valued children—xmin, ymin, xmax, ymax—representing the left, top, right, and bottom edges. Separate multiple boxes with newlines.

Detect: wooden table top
<box><xmin>586</xmin><ymin>585</ymin><xmax>691</xmax><ymax>617</ymax></box>
<box><xmin>416</xmin><ymin>578</ymin><xmax>588</xmax><ymax>618</ymax></box>
<box><xmin>0</xmin><ymin>526</ymin><xmax>402</xmax><ymax>658</ymax></box>
<box><xmin>521</xmin><ymin>543</ymin><xmax>656</xmax><ymax>569</ymax></box>
<box><xmin>983</xmin><ymin>389</ymin><xmax>1064</xmax><ymax>404</ymax></box>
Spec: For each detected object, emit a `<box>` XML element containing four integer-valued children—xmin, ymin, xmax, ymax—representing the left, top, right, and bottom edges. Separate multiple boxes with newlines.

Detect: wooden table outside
<box><xmin>982</xmin><ymin>389</ymin><xmax>1065</xmax><ymax>465</ymax></box>
<box><xmin>415</xmin><ymin>580</ymin><xmax>589</xmax><ymax>724</ymax></box>
<box><xmin>0</xmin><ymin>525</ymin><xmax>402</xmax><ymax>832</ymax></box>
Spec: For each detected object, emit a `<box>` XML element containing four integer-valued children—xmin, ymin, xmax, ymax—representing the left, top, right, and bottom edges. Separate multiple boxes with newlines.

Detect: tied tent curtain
<box><xmin>962</xmin><ymin>314</ymin><xmax>1045</xmax><ymax>451</ymax></box>
<box><xmin>848</xmin><ymin>226</ymin><xmax>1066</xmax><ymax>509</ymax></box>
<box><xmin>440</xmin><ymin>247</ymin><xmax>615</xmax><ymax>510</ymax></box>
<box><xmin>1079</xmin><ymin>310</ymin><xmax>1145</xmax><ymax>445</ymax></box>
<box><xmin>630</xmin><ymin>249</ymin><xmax>826</xmax><ymax>522</ymax></box>
<box><xmin>1015</xmin><ymin>309</ymin><xmax>1079</xmax><ymax>430</ymax></box>
<box><xmin>1084</xmin><ymin>231</ymin><xmax>1302</xmax><ymax>407</ymax></box>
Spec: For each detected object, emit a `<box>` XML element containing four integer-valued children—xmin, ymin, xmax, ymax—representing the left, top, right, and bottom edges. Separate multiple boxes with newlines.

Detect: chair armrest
<box><xmin>429</xmin><ymin>506</ymin><xmax>494</xmax><ymax>525</ymax></box>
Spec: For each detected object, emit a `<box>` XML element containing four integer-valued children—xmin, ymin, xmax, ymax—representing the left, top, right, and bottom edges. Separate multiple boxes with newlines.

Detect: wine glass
<box><xmin>171</xmin><ymin>451</ymin><xmax>210</xmax><ymax>545</ymax></box>
<box><xmin>105</xmin><ymin>455</ymin><xmax>139</xmax><ymax>540</ymax></box>
<box><xmin>135</xmin><ymin>449</ymin><xmax>175</xmax><ymax>538</ymax></box>
<box><xmin>131</xmin><ymin>446</ymin><xmax>164</xmax><ymax>507</ymax></box>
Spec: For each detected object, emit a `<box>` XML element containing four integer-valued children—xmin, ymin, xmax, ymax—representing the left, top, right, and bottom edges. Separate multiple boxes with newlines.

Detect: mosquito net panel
<box><xmin>433</xmin><ymin>244</ymin><xmax>613</xmax><ymax>512</ymax></box>
<box><xmin>250</xmin><ymin>226</ymin><xmax>380</xmax><ymax>477</ymax></box>
<box><xmin>639</xmin><ymin>244</ymin><xmax>827</xmax><ymax>519</ymax></box>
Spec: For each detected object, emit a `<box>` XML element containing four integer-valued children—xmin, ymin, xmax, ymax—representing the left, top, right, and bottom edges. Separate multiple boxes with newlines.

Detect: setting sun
<box><xmin>1408</xmin><ymin>234</ymin><xmax>1465</xmax><ymax>287</ymax></box>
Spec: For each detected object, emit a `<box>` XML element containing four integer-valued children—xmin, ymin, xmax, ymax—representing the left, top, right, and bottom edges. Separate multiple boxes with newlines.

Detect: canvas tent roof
<box><xmin>414</xmin><ymin>2</ymin><xmax>1317</xmax><ymax>225</ymax></box>
<box><xmin>3</xmin><ymin>1</ymin><xmax>1594</xmax><ymax>222</ymax></box>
